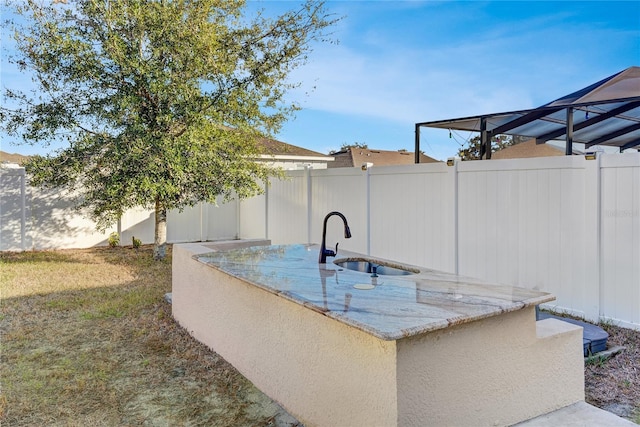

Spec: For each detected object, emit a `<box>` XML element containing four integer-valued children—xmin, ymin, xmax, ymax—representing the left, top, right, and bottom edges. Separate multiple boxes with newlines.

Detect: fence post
<box><xmin>20</xmin><ymin>168</ymin><xmax>26</xmax><ymax>251</ymax></box>
<box><xmin>451</xmin><ymin>159</ymin><xmax>459</xmax><ymax>275</ymax></box>
<box><xmin>306</xmin><ymin>166</ymin><xmax>312</xmax><ymax>244</ymax></box>
<box><xmin>366</xmin><ymin>166</ymin><xmax>371</xmax><ymax>256</ymax></box>
<box><xmin>234</xmin><ymin>199</ymin><xmax>240</xmax><ymax>240</ymax></box>
<box><xmin>583</xmin><ymin>154</ymin><xmax>602</xmax><ymax>323</ymax></box>
<box><xmin>200</xmin><ymin>202</ymin><xmax>204</xmax><ymax>241</ymax></box>
<box><xmin>264</xmin><ymin>180</ymin><xmax>269</xmax><ymax>241</ymax></box>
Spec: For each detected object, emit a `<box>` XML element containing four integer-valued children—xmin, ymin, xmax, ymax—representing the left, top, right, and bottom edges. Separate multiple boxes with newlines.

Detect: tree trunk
<box><xmin>153</xmin><ymin>198</ymin><xmax>167</xmax><ymax>260</ymax></box>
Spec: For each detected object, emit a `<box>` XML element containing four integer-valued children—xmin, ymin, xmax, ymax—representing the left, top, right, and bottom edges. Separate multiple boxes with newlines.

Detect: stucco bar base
<box><xmin>172</xmin><ymin>242</ymin><xmax>584</xmax><ymax>427</ymax></box>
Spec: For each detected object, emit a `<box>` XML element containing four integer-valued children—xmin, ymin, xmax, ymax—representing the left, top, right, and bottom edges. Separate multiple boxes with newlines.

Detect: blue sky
<box><xmin>272</xmin><ymin>0</ymin><xmax>640</xmax><ymax>160</ymax></box>
<box><xmin>2</xmin><ymin>1</ymin><xmax>639</xmax><ymax>160</ymax></box>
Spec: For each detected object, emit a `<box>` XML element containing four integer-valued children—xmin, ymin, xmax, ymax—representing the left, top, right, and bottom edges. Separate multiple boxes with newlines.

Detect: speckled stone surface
<box><xmin>194</xmin><ymin>244</ymin><xmax>554</xmax><ymax>341</ymax></box>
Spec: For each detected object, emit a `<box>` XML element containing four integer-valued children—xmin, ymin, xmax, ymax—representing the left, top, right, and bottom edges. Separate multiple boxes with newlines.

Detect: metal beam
<box><xmin>585</xmin><ymin>122</ymin><xmax>640</xmax><ymax>148</ymax></box>
<box><xmin>620</xmin><ymin>138</ymin><xmax>640</xmax><ymax>151</ymax></box>
<box><xmin>536</xmin><ymin>101</ymin><xmax>640</xmax><ymax>144</ymax></box>
<box><xmin>487</xmin><ymin>106</ymin><xmax>564</xmax><ymax>138</ymax></box>
<box><xmin>414</xmin><ymin>123</ymin><xmax>421</xmax><ymax>164</ymax></box>
<box><xmin>565</xmin><ymin>107</ymin><xmax>573</xmax><ymax>155</ymax></box>
<box><xmin>480</xmin><ymin>118</ymin><xmax>491</xmax><ymax>159</ymax></box>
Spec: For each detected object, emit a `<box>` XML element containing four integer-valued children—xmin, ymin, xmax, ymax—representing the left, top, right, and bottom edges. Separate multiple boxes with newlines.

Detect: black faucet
<box><xmin>318</xmin><ymin>211</ymin><xmax>351</xmax><ymax>264</ymax></box>
<box><xmin>319</xmin><ymin>211</ymin><xmax>352</xmax><ymax>263</ymax></box>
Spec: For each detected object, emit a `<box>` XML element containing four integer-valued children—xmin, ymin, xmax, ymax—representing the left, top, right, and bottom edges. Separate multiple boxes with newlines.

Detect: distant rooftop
<box><xmin>1</xmin><ymin>137</ymin><xmax>333</xmax><ymax>167</ymax></box>
<box><xmin>0</xmin><ymin>151</ymin><xmax>29</xmax><ymax>165</ymax></box>
<box><xmin>491</xmin><ymin>139</ymin><xmax>566</xmax><ymax>160</ymax></box>
<box><xmin>328</xmin><ymin>148</ymin><xmax>439</xmax><ymax>168</ymax></box>
<box><xmin>257</xmin><ymin>137</ymin><xmax>332</xmax><ymax>160</ymax></box>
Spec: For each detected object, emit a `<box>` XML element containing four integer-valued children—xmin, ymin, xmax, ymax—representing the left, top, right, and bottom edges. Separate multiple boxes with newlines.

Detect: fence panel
<box><xmin>267</xmin><ymin>171</ymin><xmax>309</xmax><ymax>245</ymax></box>
<box><xmin>120</xmin><ymin>207</ymin><xmax>155</xmax><ymax>245</ymax></box>
<box><xmin>240</xmin><ymin>191</ymin><xmax>266</xmax><ymax>240</ymax></box>
<box><xmin>0</xmin><ymin>169</ymin><xmax>242</xmax><ymax>250</ymax></box>
<box><xmin>29</xmin><ymin>187</ymin><xmax>117</xmax><ymax>249</ymax></box>
<box><xmin>0</xmin><ymin>168</ymin><xmax>29</xmax><ymax>251</ymax></box>
<box><xmin>600</xmin><ymin>154</ymin><xmax>640</xmax><ymax>328</ymax></box>
<box><xmin>369</xmin><ymin>163</ymin><xmax>454</xmax><ymax>272</ymax></box>
<box><xmin>168</xmin><ymin>205</ymin><xmax>202</xmax><ymax>243</ymax></box>
<box><xmin>309</xmin><ymin>167</ymin><xmax>367</xmax><ymax>254</ymax></box>
<box><xmin>457</xmin><ymin>157</ymin><xmax>591</xmax><ymax>317</ymax></box>
<box><xmin>203</xmin><ymin>199</ymin><xmax>239</xmax><ymax>241</ymax></box>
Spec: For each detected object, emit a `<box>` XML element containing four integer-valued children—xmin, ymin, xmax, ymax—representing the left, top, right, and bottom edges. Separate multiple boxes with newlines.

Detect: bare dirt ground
<box><xmin>585</xmin><ymin>322</ymin><xmax>640</xmax><ymax>423</ymax></box>
<box><xmin>1</xmin><ymin>245</ymin><xmax>638</xmax><ymax>425</ymax></box>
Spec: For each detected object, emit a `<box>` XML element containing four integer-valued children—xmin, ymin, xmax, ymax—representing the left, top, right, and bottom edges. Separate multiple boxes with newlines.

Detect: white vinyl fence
<box><xmin>256</xmin><ymin>154</ymin><xmax>640</xmax><ymax>330</ymax></box>
<box><xmin>1</xmin><ymin>153</ymin><xmax>639</xmax><ymax>329</ymax></box>
<box><xmin>0</xmin><ymin>166</ymin><xmax>239</xmax><ymax>250</ymax></box>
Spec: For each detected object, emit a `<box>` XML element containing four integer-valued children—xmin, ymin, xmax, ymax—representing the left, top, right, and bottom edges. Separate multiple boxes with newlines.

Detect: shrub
<box><xmin>132</xmin><ymin>236</ymin><xmax>142</xmax><ymax>249</ymax></box>
<box><xmin>108</xmin><ymin>232</ymin><xmax>120</xmax><ymax>247</ymax></box>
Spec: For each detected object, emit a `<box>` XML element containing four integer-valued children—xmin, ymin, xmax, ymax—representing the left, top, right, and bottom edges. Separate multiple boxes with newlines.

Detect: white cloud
<box><xmin>287</xmin><ymin>41</ymin><xmax>534</xmax><ymax>126</ymax></box>
<box><xmin>284</xmin><ymin>1</ymin><xmax>638</xmax><ymax>132</ymax></box>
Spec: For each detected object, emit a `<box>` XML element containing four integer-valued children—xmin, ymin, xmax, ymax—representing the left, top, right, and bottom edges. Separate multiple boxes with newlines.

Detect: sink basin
<box><xmin>334</xmin><ymin>259</ymin><xmax>418</xmax><ymax>276</ymax></box>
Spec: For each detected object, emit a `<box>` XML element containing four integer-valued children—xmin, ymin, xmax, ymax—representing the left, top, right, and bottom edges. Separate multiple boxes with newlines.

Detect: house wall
<box><xmin>2</xmin><ymin>153</ymin><xmax>639</xmax><ymax>329</ymax></box>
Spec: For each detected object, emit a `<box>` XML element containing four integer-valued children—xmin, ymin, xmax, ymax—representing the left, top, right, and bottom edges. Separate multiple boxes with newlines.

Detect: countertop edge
<box><xmin>191</xmin><ymin>244</ymin><xmax>556</xmax><ymax>341</ymax></box>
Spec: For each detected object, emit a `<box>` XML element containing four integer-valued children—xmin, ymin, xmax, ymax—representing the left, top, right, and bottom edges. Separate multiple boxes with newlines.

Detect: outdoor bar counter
<box><xmin>172</xmin><ymin>241</ymin><xmax>585</xmax><ymax>427</ymax></box>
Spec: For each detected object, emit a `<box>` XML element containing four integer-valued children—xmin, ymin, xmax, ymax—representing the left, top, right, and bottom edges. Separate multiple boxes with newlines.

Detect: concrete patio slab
<box><xmin>516</xmin><ymin>401</ymin><xmax>636</xmax><ymax>426</ymax></box>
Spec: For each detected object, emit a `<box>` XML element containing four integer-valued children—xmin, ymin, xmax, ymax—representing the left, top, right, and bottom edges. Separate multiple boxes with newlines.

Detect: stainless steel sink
<box><xmin>334</xmin><ymin>259</ymin><xmax>418</xmax><ymax>276</ymax></box>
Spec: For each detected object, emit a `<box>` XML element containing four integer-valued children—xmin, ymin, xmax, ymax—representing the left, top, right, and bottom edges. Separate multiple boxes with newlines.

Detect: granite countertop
<box><xmin>194</xmin><ymin>244</ymin><xmax>554</xmax><ymax>341</ymax></box>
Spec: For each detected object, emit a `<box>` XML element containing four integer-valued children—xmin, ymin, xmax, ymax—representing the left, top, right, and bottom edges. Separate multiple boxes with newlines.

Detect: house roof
<box><xmin>328</xmin><ymin>148</ymin><xmax>439</xmax><ymax>168</ymax></box>
<box><xmin>491</xmin><ymin>139</ymin><xmax>565</xmax><ymax>160</ymax></box>
<box><xmin>0</xmin><ymin>151</ymin><xmax>29</xmax><ymax>165</ymax></box>
<box><xmin>416</xmin><ymin>66</ymin><xmax>640</xmax><ymax>154</ymax></box>
<box><xmin>260</xmin><ymin>138</ymin><xmax>332</xmax><ymax>161</ymax></box>
<box><xmin>1</xmin><ymin>137</ymin><xmax>332</xmax><ymax>166</ymax></box>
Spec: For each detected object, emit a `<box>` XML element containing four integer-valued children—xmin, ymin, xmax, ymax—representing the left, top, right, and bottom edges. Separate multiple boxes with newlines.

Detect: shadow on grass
<box><xmin>0</xmin><ymin>250</ymin><xmax>92</xmax><ymax>264</ymax></box>
<box><xmin>0</xmin><ymin>244</ymin><xmax>161</xmax><ymax>266</ymax></box>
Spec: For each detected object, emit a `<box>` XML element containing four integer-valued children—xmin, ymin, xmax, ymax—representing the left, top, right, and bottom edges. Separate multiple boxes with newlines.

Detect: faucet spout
<box><xmin>319</xmin><ymin>211</ymin><xmax>352</xmax><ymax>263</ymax></box>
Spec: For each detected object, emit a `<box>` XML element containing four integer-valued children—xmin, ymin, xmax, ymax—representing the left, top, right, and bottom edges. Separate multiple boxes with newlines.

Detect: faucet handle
<box><xmin>323</xmin><ymin>246</ymin><xmax>336</xmax><ymax>257</ymax></box>
<box><xmin>335</xmin><ymin>242</ymin><xmax>339</xmax><ymax>256</ymax></box>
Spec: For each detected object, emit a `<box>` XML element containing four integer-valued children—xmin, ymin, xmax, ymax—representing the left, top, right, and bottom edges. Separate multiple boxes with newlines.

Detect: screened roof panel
<box><xmin>417</xmin><ymin>66</ymin><xmax>640</xmax><ymax>151</ymax></box>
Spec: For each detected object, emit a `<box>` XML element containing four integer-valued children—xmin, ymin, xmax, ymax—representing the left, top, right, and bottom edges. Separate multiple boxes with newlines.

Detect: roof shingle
<box><xmin>328</xmin><ymin>148</ymin><xmax>439</xmax><ymax>168</ymax></box>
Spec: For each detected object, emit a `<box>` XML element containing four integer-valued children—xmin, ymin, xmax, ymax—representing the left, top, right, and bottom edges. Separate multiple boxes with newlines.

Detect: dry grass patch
<box><xmin>0</xmin><ymin>246</ymin><xmax>297</xmax><ymax>427</ymax></box>
<box><xmin>1</xmin><ymin>249</ymin><xmax>139</xmax><ymax>298</ymax></box>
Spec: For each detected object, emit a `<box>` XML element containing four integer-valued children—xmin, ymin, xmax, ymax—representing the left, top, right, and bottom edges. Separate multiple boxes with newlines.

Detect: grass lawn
<box><xmin>0</xmin><ymin>245</ymin><xmax>295</xmax><ymax>426</ymax></box>
<box><xmin>1</xmin><ymin>245</ymin><xmax>638</xmax><ymax>425</ymax></box>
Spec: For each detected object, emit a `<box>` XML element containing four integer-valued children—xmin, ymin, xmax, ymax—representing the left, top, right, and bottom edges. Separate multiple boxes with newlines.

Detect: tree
<box><xmin>1</xmin><ymin>0</ymin><xmax>337</xmax><ymax>259</ymax></box>
<box><xmin>456</xmin><ymin>134</ymin><xmax>522</xmax><ymax>161</ymax></box>
<box><xmin>329</xmin><ymin>142</ymin><xmax>367</xmax><ymax>154</ymax></box>
<box><xmin>340</xmin><ymin>142</ymin><xmax>368</xmax><ymax>150</ymax></box>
